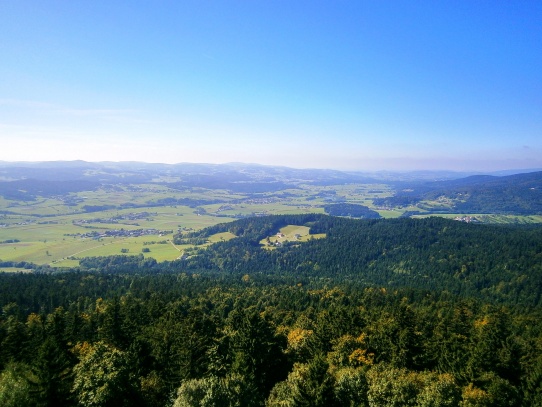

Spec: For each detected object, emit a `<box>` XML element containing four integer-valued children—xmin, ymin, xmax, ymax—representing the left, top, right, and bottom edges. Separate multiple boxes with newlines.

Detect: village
<box><xmin>74</xmin><ymin>228</ymin><xmax>173</xmax><ymax>240</ymax></box>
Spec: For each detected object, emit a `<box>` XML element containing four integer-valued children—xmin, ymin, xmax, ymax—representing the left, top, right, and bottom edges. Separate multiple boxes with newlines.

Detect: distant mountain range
<box><xmin>1</xmin><ymin>161</ymin><xmax>541</xmax><ymax>214</ymax></box>
<box><xmin>0</xmin><ymin>159</ymin><xmax>539</xmax><ymax>182</ymax></box>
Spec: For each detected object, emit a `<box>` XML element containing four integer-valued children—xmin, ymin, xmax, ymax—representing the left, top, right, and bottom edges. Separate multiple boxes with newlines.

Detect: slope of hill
<box><xmin>376</xmin><ymin>171</ymin><xmax>542</xmax><ymax>214</ymax></box>
<box><xmin>143</xmin><ymin>214</ymin><xmax>542</xmax><ymax>306</ymax></box>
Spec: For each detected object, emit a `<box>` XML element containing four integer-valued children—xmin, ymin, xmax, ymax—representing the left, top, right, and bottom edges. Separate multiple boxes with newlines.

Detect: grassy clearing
<box><xmin>0</xmin><ymin>267</ymin><xmax>33</xmax><ymax>273</ymax></box>
<box><xmin>208</xmin><ymin>232</ymin><xmax>237</xmax><ymax>243</ymax></box>
<box><xmin>376</xmin><ymin>209</ymin><xmax>405</xmax><ymax>219</ymax></box>
<box><xmin>260</xmin><ymin>225</ymin><xmax>326</xmax><ymax>249</ymax></box>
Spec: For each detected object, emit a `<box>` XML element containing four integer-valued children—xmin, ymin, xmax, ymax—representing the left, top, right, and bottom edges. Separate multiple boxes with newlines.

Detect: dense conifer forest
<box><xmin>2</xmin><ymin>215</ymin><xmax>542</xmax><ymax>406</ymax></box>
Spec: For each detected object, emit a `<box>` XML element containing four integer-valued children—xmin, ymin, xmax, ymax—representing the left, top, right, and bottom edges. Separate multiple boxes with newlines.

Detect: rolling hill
<box><xmin>376</xmin><ymin>171</ymin><xmax>542</xmax><ymax>214</ymax></box>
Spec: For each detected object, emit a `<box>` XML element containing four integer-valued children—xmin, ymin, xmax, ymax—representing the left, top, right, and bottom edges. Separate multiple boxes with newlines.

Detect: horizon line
<box><xmin>0</xmin><ymin>159</ymin><xmax>541</xmax><ymax>176</ymax></box>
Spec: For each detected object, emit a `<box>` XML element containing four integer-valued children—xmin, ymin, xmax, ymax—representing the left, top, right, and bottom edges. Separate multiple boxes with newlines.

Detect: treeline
<box><xmin>1</xmin><ymin>270</ymin><xmax>542</xmax><ymax>406</ymax></box>
<box><xmin>323</xmin><ymin>203</ymin><xmax>381</xmax><ymax>219</ymax></box>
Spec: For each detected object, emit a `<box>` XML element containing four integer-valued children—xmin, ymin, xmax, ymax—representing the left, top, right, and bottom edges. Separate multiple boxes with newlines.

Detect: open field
<box><xmin>0</xmin><ymin>195</ymin><xmax>245</xmax><ymax>266</ymax></box>
<box><xmin>208</xmin><ymin>232</ymin><xmax>237</xmax><ymax>243</ymax></box>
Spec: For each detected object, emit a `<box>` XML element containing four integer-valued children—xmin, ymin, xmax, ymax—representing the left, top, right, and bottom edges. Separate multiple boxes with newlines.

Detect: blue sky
<box><xmin>0</xmin><ymin>1</ymin><xmax>541</xmax><ymax>171</ymax></box>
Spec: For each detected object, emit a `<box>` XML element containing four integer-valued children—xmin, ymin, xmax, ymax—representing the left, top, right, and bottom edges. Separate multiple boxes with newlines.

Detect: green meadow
<box><xmin>260</xmin><ymin>224</ymin><xmax>326</xmax><ymax>250</ymax></box>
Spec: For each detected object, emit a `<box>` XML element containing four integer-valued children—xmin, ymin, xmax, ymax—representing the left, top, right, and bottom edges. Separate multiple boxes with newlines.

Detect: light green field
<box><xmin>260</xmin><ymin>225</ymin><xmax>326</xmax><ymax>249</ymax></box>
<box><xmin>376</xmin><ymin>209</ymin><xmax>406</xmax><ymax>219</ymax></box>
<box><xmin>0</xmin><ymin>267</ymin><xmax>33</xmax><ymax>273</ymax></box>
<box><xmin>208</xmin><ymin>232</ymin><xmax>237</xmax><ymax>243</ymax></box>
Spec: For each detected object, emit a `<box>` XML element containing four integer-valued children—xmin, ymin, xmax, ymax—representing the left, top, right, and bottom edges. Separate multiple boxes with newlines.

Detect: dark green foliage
<box><xmin>0</xmin><ymin>273</ymin><xmax>540</xmax><ymax>405</ymax></box>
<box><xmin>72</xmin><ymin>341</ymin><xmax>141</xmax><ymax>407</ymax></box>
<box><xmin>294</xmin><ymin>355</ymin><xmax>337</xmax><ymax>407</ymax></box>
<box><xmin>29</xmin><ymin>337</ymin><xmax>74</xmax><ymax>406</ymax></box>
<box><xmin>1</xmin><ymin>215</ymin><xmax>542</xmax><ymax>405</ymax></box>
<box><xmin>333</xmin><ymin>367</ymin><xmax>369</xmax><ymax>406</ymax></box>
<box><xmin>227</xmin><ymin>308</ymin><xmax>288</xmax><ymax>396</ymax></box>
<box><xmin>173</xmin><ymin>373</ymin><xmax>256</xmax><ymax>407</ymax></box>
<box><xmin>366</xmin><ymin>301</ymin><xmax>424</xmax><ymax>369</ymax></box>
<box><xmin>0</xmin><ymin>315</ymin><xmax>27</xmax><ymax>366</ymax></box>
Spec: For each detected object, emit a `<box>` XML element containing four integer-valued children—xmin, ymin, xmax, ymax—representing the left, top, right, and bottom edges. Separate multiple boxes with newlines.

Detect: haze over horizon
<box><xmin>1</xmin><ymin>1</ymin><xmax>541</xmax><ymax>172</ymax></box>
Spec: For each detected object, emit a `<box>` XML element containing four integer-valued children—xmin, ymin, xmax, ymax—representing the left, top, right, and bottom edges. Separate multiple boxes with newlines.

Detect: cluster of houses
<box><xmin>77</xmin><ymin>228</ymin><xmax>172</xmax><ymax>240</ymax></box>
<box><xmin>454</xmin><ymin>216</ymin><xmax>480</xmax><ymax>223</ymax></box>
<box><xmin>0</xmin><ymin>220</ymin><xmax>35</xmax><ymax>227</ymax></box>
<box><xmin>273</xmin><ymin>232</ymin><xmax>302</xmax><ymax>247</ymax></box>
<box><xmin>215</xmin><ymin>205</ymin><xmax>234</xmax><ymax>213</ymax></box>
<box><xmin>73</xmin><ymin>212</ymin><xmax>157</xmax><ymax>225</ymax></box>
<box><xmin>245</xmin><ymin>197</ymin><xmax>282</xmax><ymax>205</ymax></box>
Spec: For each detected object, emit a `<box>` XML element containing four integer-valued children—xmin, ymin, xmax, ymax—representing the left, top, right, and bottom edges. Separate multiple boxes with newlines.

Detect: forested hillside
<box><xmin>375</xmin><ymin>171</ymin><xmax>542</xmax><ymax>215</ymax></box>
<box><xmin>171</xmin><ymin>215</ymin><xmax>542</xmax><ymax>306</ymax></box>
<box><xmin>1</xmin><ymin>215</ymin><xmax>542</xmax><ymax>406</ymax></box>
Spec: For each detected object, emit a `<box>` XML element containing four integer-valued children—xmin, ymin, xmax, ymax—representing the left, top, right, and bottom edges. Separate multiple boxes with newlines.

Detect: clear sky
<box><xmin>0</xmin><ymin>1</ymin><xmax>541</xmax><ymax>171</ymax></box>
